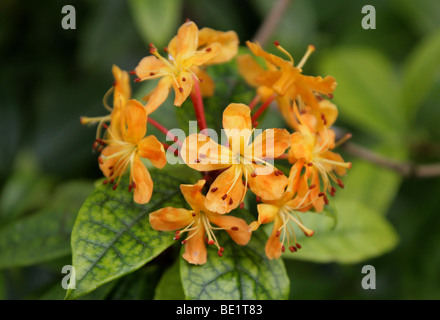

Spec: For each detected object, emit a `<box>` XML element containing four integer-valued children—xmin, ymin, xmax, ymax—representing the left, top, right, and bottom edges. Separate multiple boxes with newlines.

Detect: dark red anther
<box><xmin>182</xmin><ymin>77</ymin><xmax>186</xmax><ymax>82</ymax></box>
<box><xmin>163</xmin><ymin>46</ymin><xmax>168</xmax><ymax>52</ymax></box>
<box><xmin>274</xmin><ymin>40</ymin><xmax>280</xmax><ymax>46</ymax></box>
<box><xmin>149</xmin><ymin>42</ymin><xmax>154</xmax><ymax>48</ymax></box>
<box><xmin>208</xmin><ymin>239</ymin><xmax>215</xmax><ymax>245</ymax></box>
<box><xmin>321</xmin><ymin>113</ymin><xmax>328</xmax><ymax>125</ymax></box>
<box><xmin>274</xmin><ymin>170</ymin><xmax>279</xmax><ymax>176</ymax></box>
<box><xmin>337</xmin><ymin>179</ymin><xmax>345</xmax><ymax>188</ymax></box>
<box><xmin>205</xmin><ymin>47</ymin><xmax>212</xmax><ymax>52</ymax></box>
<box><xmin>109</xmin><ymin>178</ymin><xmax>115</xmax><ymax>184</ymax></box>
<box><xmin>231</xmin><ymin>226</ymin><xmax>239</xmax><ymax>231</ymax></box>
<box><xmin>218</xmin><ymin>251</ymin><xmax>223</xmax><ymax>257</ymax></box>
<box><xmin>276</xmin><ymin>230</ymin><xmax>281</xmax><ymax>237</ymax></box>
<box><xmin>195</xmin><ymin>158</ymin><xmax>201</xmax><ymax>163</ymax></box>
<box><xmin>132</xmin><ymin>181</ymin><xmax>136</xmax><ymax>189</ymax></box>
<box><xmin>211</xmin><ymin>187</ymin><xmax>218</xmax><ymax>193</ymax></box>
<box><xmin>128</xmin><ymin>184</ymin><xmax>133</xmax><ymax>192</ymax></box>
<box><xmin>282</xmin><ymin>245</ymin><xmax>286</xmax><ymax>253</ymax></box>
<box><xmin>134</xmin><ymin>78</ymin><xmax>141</xmax><ymax>82</ymax></box>
<box><xmin>129</xmin><ymin>70</ymin><xmax>136</xmax><ymax>75</ymax></box>
<box><xmin>328</xmin><ymin>93</ymin><xmax>334</xmax><ymax>99</ymax></box>
<box><xmin>240</xmin><ymin>202</ymin><xmax>244</xmax><ymax>209</ymax></box>
<box><xmin>309</xmin><ymin>184</ymin><xmax>316</xmax><ymax>190</ymax></box>
<box><xmin>307</xmin><ymin>162</ymin><xmax>313</xmax><ymax>167</ymax></box>
<box><xmin>229</xmin><ymin>198</ymin><xmax>233</xmax><ymax>205</ymax></box>
<box><xmin>199</xmin><ymin>78</ymin><xmax>204</xmax><ymax>83</ymax></box>
<box><xmin>318</xmin><ymin>192</ymin><xmax>325</xmax><ymax>197</ymax></box>
<box><xmin>173</xmin><ymin>234</ymin><xmax>181</xmax><ymax>241</ymax></box>
<box><xmin>256</xmin><ymin>196</ymin><xmax>261</xmax><ymax>203</ymax></box>
<box><xmin>112</xmin><ymin>184</ymin><xmax>118</xmax><ymax>191</ymax></box>
<box><xmin>102</xmin><ymin>180</ymin><xmax>109</xmax><ymax>185</ymax></box>
<box><xmin>192</xmin><ymin>212</ymin><xmax>196</xmax><ymax>217</ymax></box>
<box><xmin>277</xmin><ymin>170</ymin><xmax>283</xmax><ymax>175</ymax></box>
<box><xmin>221</xmin><ymin>194</ymin><xmax>228</xmax><ymax>200</ymax></box>
<box><xmin>102</xmin><ymin>123</ymin><xmax>108</xmax><ymax>130</ymax></box>
<box><xmin>150</xmin><ymin>72</ymin><xmax>156</xmax><ymax>76</ymax></box>
<box><xmin>296</xmin><ymin>243</ymin><xmax>302</xmax><ymax>249</ymax></box>
<box><xmin>219</xmin><ymin>247</ymin><xmax>225</xmax><ymax>252</ymax></box>
<box><xmin>289</xmin><ymin>246</ymin><xmax>295</xmax><ymax>253</ymax></box>
<box><xmin>178</xmin><ymin>87</ymin><xmax>183</xmax><ymax>93</ymax></box>
<box><xmin>250</xmin><ymin>171</ymin><xmax>257</xmax><ymax>178</ymax></box>
<box><xmin>181</xmin><ymin>239</ymin><xmax>187</xmax><ymax>245</ymax></box>
<box><xmin>98</xmin><ymin>157</ymin><xmax>104</xmax><ymax>164</ymax></box>
<box><xmin>324</xmin><ymin>195</ymin><xmax>329</xmax><ymax>205</ymax></box>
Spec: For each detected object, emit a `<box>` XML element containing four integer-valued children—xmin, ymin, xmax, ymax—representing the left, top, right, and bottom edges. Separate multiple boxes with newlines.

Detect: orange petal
<box><xmin>138</xmin><ymin>135</ymin><xmax>167</xmax><ymax>169</ymax></box>
<box><xmin>121</xmin><ymin>99</ymin><xmax>147</xmax><ymax>144</ymax></box>
<box><xmin>208</xmin><ymin>214</ymin><xmax>251</xmax><ymax>246</ymax></box>
<box><xmin>321</xmin><ymin>150</ymin><xmax>348</xmax><ymax>176</ymax></box>
<box><xmin>132</xmin><ymin>156</ymin><xmax>153</xmax><ymax>204</ymax></box>
<box><xmin>246</xmin><ymin>41</ymin><xmax>291</xmax><ymax>69</ymax></box>
<box><xmin>277</xmin><ymin>97</ymin><xmax>298</xmax><ymax>130</ymax></box>
<box><xmin>172</xmin><ymin>71</ymin><xmax>194</xmax><ymax>106</ymax></box>
<box><xmin>186</xmin><ymin>42</ymin><xmax>222</xmax><ymax>66</ymax></box>
<box><xmin>193</xmin><ymin>68</ymin><xmax>214</xmax><ymax>97</ymax></box>
<box><xmin>134</xmin><ymin>56</ymin><xmax>168</xmax><ymax>80</ymax></box>
<box><xmin>247</xmin><ymin>164</ymin><xmax>287</xmax><ymax>201</ymax></box>
<box><xmin>257</xmin><ymin>203</ymin><xmax>279</xmax><ymax>226</ymax></box>
<box><xmin>182</xmin><ymin>221</ymin><xmax>207</xmax><ymax>265</ymax></box>
<box><xmin>149</xmin><ymin>207</ymin><xmax>194</xmax><ymax>231</ymax></box>
<box><xmin>237</xmin><ymin>54</ymin><xmax>264</xmax><ymax>87</ymax></box>
<box><xmin>265</xmin><ymin>215</ymin><xmax>283</xmax><ymax>260</ymax></box>
<box><xmin>176</xmin><ymin>21</ymin><xmax>199</xmax><ymax>61</ymax></box>
<box><xmin>180</xmin><ymin>180</ymin><xmax>207</xmax><ymax>212</ymax></box>
<box><xmin>245</xmin><ymin>128</ymin><xmax>290</xmax><ymax>160</ymax></box>
<box><xmin>205</xmin><ymin>165</ymin><xmax>245</xmax><ymax>214</ymax></box>
<box><xmin>112</xmin><ymin>65</ymin><xmax>131</xmax><ymax>102</ymax></box>
<box><xmin>145</xmin><ymin>77</ymin><xmax>173</xmax><ymax>114</ymax></box>
<box><xmin>99</xmin><ymin>145</ymin><xmax>125</xmax><ymax>177</ymax></box>
<box><xmin>223</xmin><ymin>103</ymin><xmax>253</xmax><ymax>154</ymax></box>
<box><xmin>198</xmin><ymin>28</ymin><xmax>239</xmax><ymax>64</ymax></box>
<box><xmin>289</xmin><ymin>131</ymin><xmax>313</xmax><ymax>162</ymax></box>
<box><xmin>180</xmin><ymin>133</ymin><xmax>232</xmax><ymax>171</ymax></box>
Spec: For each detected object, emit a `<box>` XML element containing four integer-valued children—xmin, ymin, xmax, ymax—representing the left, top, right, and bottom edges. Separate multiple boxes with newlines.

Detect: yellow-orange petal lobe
<box><xmin>265</xmin><ymin>215</ymin><xmax>284</xmax><ymax>260</ymax></box>
<box><xmin>180</xmin><ymin>180</ymin><xmax>207</xmax><ymax>213</ymax></box>
<box><xmin>257</xmin><ymin>203</ymin><xmax>279</xmax><ymax>226</ymax></box>
<box><xmin>182</xmin><ymin>221</ymin><xmax>207</xmax><ymax>265</ymax></box>
<box><xmin>246</xmin><ymin>128</ymin><xmax>290</xmax><ymax>160</ymax></box>
<box><xmin>121</xmin><ymin>99</ymin><xmax>147</xmax><ymax>144</ymax></box>
<box><xmin>149</xmin><ymin>207</ymin><xmax>194</xmax><ymax>231</ymax></box>
<box><xmin>208</xmin><ymin>214</ymin><xmax>251</xmax><ymax>246</ymax></box>
<box><xmin>145</xmin><ymin>77</ymin><xmax>173</xmax><ymax>115</ymax></box>
<box><xmin>205</xmin><ymin>165</ymin><xmax>245</xmax><ymax>214</ymax></box>
<box><xmin>132</xmin><ymin>156</ymin><xmax>153</xmax><ymax>204</ymax></box>
<box><xmin>134</xmin><ymin>56</ymin><xmax>168</xmax><ymax>80</ymax></box>
<box><xmin>138</xmin><ymin>135</ymin><xmax>167</xmax><ymax>169</ymax></box>
<box><xmin>98</xmin><ymin>145</ymin><xmax>125</xmax><ymax>177</ymax></box>
<box><xmin>176</xmin><ymin>21</ymin><xmax>199</xmax><ymax>61</ymax></box>
<box><xmin>181</xmin><ymin>133</ymin><xmax>232</xmax><ymax>171</ymax></box>
<box><xmin>247</xmin><ymin>164</ymin><xmax>288</xmax><ymax>201</ymax></box>
<box><xmin>198</xmin><ymin>28</ymin><xmax>239</xmax><ymax>64</ymax></box>
<box><xmin>112</xmin><ymin>65</ymin><xmax>131</xmax><ymax>103</ymax></box>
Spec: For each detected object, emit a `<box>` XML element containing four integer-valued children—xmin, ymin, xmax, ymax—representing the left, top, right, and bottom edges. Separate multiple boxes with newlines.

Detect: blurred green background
<box><xmin>1</xmin><ymin>0</ymin><xmax>440</xmax><ymax>299</ymax></box>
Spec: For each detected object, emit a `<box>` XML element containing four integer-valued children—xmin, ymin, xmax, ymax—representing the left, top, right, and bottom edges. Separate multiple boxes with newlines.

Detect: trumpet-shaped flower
<box><xmin>80</xmin><ymin>65</ymin><xmax>132</xmax><ymax>149</ymax></box>
<box><xmin>149</xmin><ymin>180</ymin><xmax>252</xmax><ymax>265</ymax></box>
<box><xmin>134</xmin><ymin>21</ymin><xmax>239</xmax><ymax>114</ymax></box>
<box><xmin>288</xmin><ymin>104</ymin><xmax>351</xmax><ymax>211</ymax></box>
<box><xmin>98</xmin><ymin>99</ymin><xmax>166</xmax><ymax>204</ymax></box>
<box><xmin>242</xmin><ymin>41</ymin><xmax>337</xmax><ymax>110</ymax></box>
<box><xmin>181</xmin><ymin>103</ymin><xmax>290</xmax><ymax>214</ymax></box>
<box><xmin>250</xmin><ymin>161</ymin><xmax>315</xmax><ymax>259</ymax></box>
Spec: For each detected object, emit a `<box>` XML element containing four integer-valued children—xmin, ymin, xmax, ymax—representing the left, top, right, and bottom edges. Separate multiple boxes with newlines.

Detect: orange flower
<box><xmin>134</xmin><ymin>21</ymin><xmax>239</xmax><ymax>114</ymax></box>
<box><xmin>181</xmin><ymin>103</ymin><xmax>290</xmax><ymax>214</ymax></box>
<box><xmin>242</xmin><ymin>41</ymin><xmax>337</xmax><ymax>110</ymax></box>
<box><xmin>80</xmin><ymin>65</ymin><xmax>131</xmax><ymax>147</ymax></box>
<box><xmin>250</xmin><ymin>161</ymin><xmax>315</xmax><ymax>259</ymax></box>
<box><xmin>288</xmin><ymin>104</ymin><xmax>351</xmax><ymax>212</ymax></box>
<box><xmin>98</xmin><ymin>99</ymin><xmax>166</xmax><ymax>204</ymax></box>
<box><xmin>149</xmin><ymin>180</ymin><xmax>251</xmax><ymax>265</ymax></box>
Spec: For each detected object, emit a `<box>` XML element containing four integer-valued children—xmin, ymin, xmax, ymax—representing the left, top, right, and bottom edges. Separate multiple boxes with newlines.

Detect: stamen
<box><xmin>297</xmin><ymin>44</ymin><xmax>316</xmax><ymax>69</ymax></box>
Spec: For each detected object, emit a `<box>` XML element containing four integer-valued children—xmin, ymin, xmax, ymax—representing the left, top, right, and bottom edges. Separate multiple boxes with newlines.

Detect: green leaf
<box><xmin>0</xmin><ymin>180</ymin><xmax>94</xmax><ymax>269</ymax></box>
<box><xmin>282</xmin><ymin>199</ymin><xmax>399</xmax><ymax>264</ymax></box>
<box><xmin>0</xmin><ymin>151</ymin><xmax>53</xmax><ymax>224</ymax></box>
<box><xmin>318</xmin><ymin>47</ymin><xmax>404</xmax><ymax>140</ymax></box>
<box><xmin>65</xmin><ymin>170</ymin><xmax>188</xmax><ymax>300</ymax></box>
<box><xmin>180</xmin><ymin>209</ymin><xmax>290</xmax><ymax>300</ymax></box>
<box><xmin>128</xmin><ymin>0</ymin><xmax>182</xmax><ymax>48</ymax></box>
<box><xmin>401</xmin><ymin>29</ymin><xmax>440</xmax><ymax>121</ymax></box>
<box><xmin>154</xmin><ymin>260</ymin><xmax>185</xmax><ymax>300</ymax></box>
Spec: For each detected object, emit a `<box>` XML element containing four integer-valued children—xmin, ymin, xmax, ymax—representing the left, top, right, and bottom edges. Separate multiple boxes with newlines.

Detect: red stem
<box><xmin>248</xmin><ymin>95</ymin><xmax>261</xmax><ymax>110</ymax></box>
<box><xmin>251</xmin><ymin>94</ymin><xmax>277</xmax><ymax>125</ymax></box>
<box><xmin>148</xmin><ymin>117</ymin><xmax>182</xmax><ymax>147</ymax></box>
<box><xmin>191</xmin><ymin>77</ymin><xmax>207</xmax><ymax>132</ymax></box>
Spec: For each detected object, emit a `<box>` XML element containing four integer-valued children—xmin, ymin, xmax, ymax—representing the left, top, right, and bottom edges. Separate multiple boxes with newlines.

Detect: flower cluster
<box><xmin>81</xmin><ymin>20</ymin><xmax>351</xmax><ymax>265</ymax></box>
